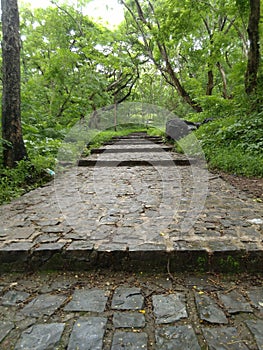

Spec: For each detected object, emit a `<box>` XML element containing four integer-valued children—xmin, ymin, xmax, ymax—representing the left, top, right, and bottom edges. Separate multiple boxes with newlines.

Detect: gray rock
<box><xmin>195</xmin><ymin>292</ymin><xmax>228</xmax><ymax>324</ymax></box>
<box><xmin>0</xmin><ymin>321</ymin><xmax>14</xmax><ymax>342</ymax></box>
<box><xmin>152</xmin><ymin>293</ymin><xmax>187</xmax><ymax>324</ymax></box>
<box><xmin>166</xmin><ymin>118</ymin><xmax>191</xmax><ymax>141</ymax></box>
<box><xmin>14</xmin><ymin>323</ymin><xmax>65</xmax><ymax>350</ymax></box>
<box><xmin>202</xmin><ymin>327</ymin><xmax>249</xmax><ymax>349</ymax></box>
<box><xmin>1</xmin><ymin>290</ymin><xmax>30</xmax><ymax>306</ymax></box>
<box><xmin>246</xmin><ymin>319</ymin><xmax>263</xmax><ymax>350</ymax></box>
<box><xmin>217</xmin><ymin>290</ymin><xmax>253</xmax><ymax>314</ymax></box>
<box><xmin>68</xmin><ymin>317</ymin><xmax>107</xmax><ymax>350</ymax></box>
<box><xmin>111</xmin><ymin>331</ymin><xmax>148</xmax><ymax>350</ymax></box>
<box><xmin>112</xmin><ymin>287</ymin><xmax>144</xmax><ymax>310</ymax></box>
<box><xmin>247</xmin><ymin>287</ymin><xmax>263</xmax><ymax>312</ymax></box>
<box><xmin>113</xmin><ymin>312</ymin><xmax>145</xmax><ymax>328</ymax></box>
<box><xmin>155</xmin><ymin>325</ymin><xmax>200</xmax><ymax>349</ymax></box>
<box><xmin>21</xmin><ymin>294</ymin><xmax>67</xmax><ymax>317</ymax></box>
<box><xmin>64</xmin><ymin>289</ymin><xmax>108</xmax><ymax>312</ymax></box>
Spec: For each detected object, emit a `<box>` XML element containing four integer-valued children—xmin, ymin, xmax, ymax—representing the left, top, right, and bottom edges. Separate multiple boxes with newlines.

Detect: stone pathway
<box><xmin>0</xmin><ymin>133</ymin><xmax>262</xmax><ymax>272</ymax></box>
<box><xmin>0</xmin><ymin>271</ymin><xmax>263</xmax><ymax>349</ymax></box>
<box><xmin>0</xmin><ymin>132</ymin><xmax>263</xmax><ymax>349</ymax></box>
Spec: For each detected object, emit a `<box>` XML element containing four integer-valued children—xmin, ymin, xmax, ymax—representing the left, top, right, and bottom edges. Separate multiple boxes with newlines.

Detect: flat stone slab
<box><xmin>111</xmin><ymin>287</ymin><xmax>144</xmax><ymax>310</ymax></box>
<box><xmin>0</xmin><ymin>321</ymin><xmax>14</xmax><ymax>342</ymax></box>
<box><xmin>14</xmin><ymin>323</ymin><xmax>65</xmax><ymax>350</ymax></box>
<box><xmin>68</xmin><ymin>317</ymin><xmax>107</xmax><ymax>350</ymax></box>
<box><xmin>152</xmin><ymin>293</ymin><xmax>187</xmax><ymax>324</ymax></box>
<box><xmin>246</xmin><ymin>319</ymin><xmax>263</xmax><ymax>350</ymax></box>
<box><xmin>78</xmin><ymin>159</ymin><xmax>192</xmax><ymax>166</ymax></box>
<box><xmin>111</xmin><ymin>331</ymin><xmax>148</xmax><ymax>349</ymax></box>
<box><xmin>0</xmin><ymin>271</ymin><xmax>262</xmax><ymax>349</ymax></box>
<box><xmin>91</xmin><ymin>146</ymin><xmax>173</xmax><ymax>153</ymax></box>
<box><xmin>247</xmin><ymin>287</ymin><xmax>263</xmax><ymax>312</ymax></box>
<box><xmin>155</xmin><ymin>325</ymin><xmax>201</xmax><ymax>349</ymax></box>
<box><xmin>1</xmin><ymin>290</ymin><xmax>30</xmax><ymax>306</ymax></box>
<box><xmin>217</xmin><ymin>290</ymin><xmax>253</xmax><ymax>314</ymax></box>
<box><xmin>64</xmin><ymin>288</ymin><xmax>108</xmax><ymax>312</ymax></box>
<box><xmin>21</xmin><ymin>294</ymin><xmax>67</xmax><ymax>317</ymax></box>
<box><xmin>113</xmin><ymin>312</ymin><xmax>146</xmax><ymax>328</ymax></box>
<box><xmin>195</xmin><ymin>293</ymin><xmax>228</xmax><ymax>324</ymax></box>
<box><xmin>202</xmin><ymin>327</ymin><xmax>249</xmax><ymax>349</ymax></box>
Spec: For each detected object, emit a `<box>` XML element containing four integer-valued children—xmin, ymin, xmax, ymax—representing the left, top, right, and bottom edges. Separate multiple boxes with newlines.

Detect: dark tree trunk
<box><xmin>245</xmin><ymin>0</ymin><xmax>260</xmax><ymax>95</ymax></box>
<box><xmin>1</xmin><ymin>0</ymin><xmax>27</xmax><ymax>167</ymax></box>
<box><xmin>206</xmin><ymin>69</ymin><xmax>214</xmax><ymax>95</ymax></box>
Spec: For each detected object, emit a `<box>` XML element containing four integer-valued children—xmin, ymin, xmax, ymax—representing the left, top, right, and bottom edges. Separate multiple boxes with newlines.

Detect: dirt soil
<box><xmin>215</xmin><ymin>171</ymin><xmax>263</xmax><ymax>200</ymax></box>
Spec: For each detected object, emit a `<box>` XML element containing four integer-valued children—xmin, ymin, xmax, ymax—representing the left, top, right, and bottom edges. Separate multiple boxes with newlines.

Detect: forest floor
<box><xmin>215</xmin><ymin>171</ymin><xmax>263</xmax><ymax>200</ymax></box>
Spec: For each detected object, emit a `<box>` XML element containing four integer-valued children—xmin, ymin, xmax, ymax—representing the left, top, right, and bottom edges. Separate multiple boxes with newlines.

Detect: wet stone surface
<box><xmin>0</xmin><ymin>134</ymin><xmax>262</xmax><ymax>272</ymax></box>
<box><xmin>111</xmin><ymin>287</ymin><xmax>144</xmax><ymax>310</ymax></box>
<box><xmin>14</xmin><ymin>323</ymin><xmax>65</xmax><ymax>350</ymax></box>
<box><xmin>113</xmin><ymin>312</ymin><xmax>146</xmax><ymax>328</ymax></box>
<box><xmin>111</xmin><ymin>331</ymin><xmax>148</xmax><ymax>349</ymax></box>
<box><xmin>67</xmin><ymin>317</ymin><xmax>107</xmax><ymax>350</ymax></box>
<box><xmin>155</xmin><ymin>325</ymin><xmax>201</xmax><ymax>350</ymax></box>
<box><xmin>64</xmin><ymin>288</ymin><xmax>108</xmax><ymax>312</ymax></box>
<box><xmin>152</xmin><ymin>293</ymin><xmax>187</xmax><ymax>324</ymax></box>
<box><xmin>195</xmin><ymin>292</ymin><xmax>228</xmax><ymax>324</ymax></box>
<box><xmin>0</xmin><ymin>271</ymin><xmax>262</xmax><ymax>349</ymax></box>
<box><xmin>202</xmin><ymin>327</ymin><xmax>250</xmax><ymax>350</ymax></box>
<box><xmin>246</xmin><ymin>319</ymin><xmax>263</xmax><ymax>350</ymax></box>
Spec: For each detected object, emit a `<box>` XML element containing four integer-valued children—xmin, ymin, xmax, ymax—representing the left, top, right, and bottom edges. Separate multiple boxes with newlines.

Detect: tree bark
<box><xmin>245</xmin><ymin>0</ymin><xmax>260</xmax><ymax>94</ymax></box>
<box><xmin>1</xmin><ymin>0</ymin><xmax>27</xmax><ymax>167</ymax></box>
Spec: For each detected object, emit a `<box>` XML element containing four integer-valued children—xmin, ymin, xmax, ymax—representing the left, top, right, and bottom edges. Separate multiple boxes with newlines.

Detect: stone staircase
<box><xmin>0</xmin><ymin>132</ymin><xmax>262</xmax><ymax>273</ymax></box>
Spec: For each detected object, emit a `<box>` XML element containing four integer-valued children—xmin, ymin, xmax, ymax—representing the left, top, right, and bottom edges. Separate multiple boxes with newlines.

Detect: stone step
<box><xmin>104</xmin><ymin>140</ymin><xmax>164</xmax><ymax>145</ymax></box>
<box><xmin>90</xmin><ymin>146</ymin><xmax>173</xmax><ymax>154</ymax></box>
<box><xmin>0</xmin><ymin>242</ymin><xmax>262</xmax><ymax>273</ymax></box>
<box><xmin>78</xmin><ymin>159</ymin><xmax>194</xmax><ymax>166</ymax></box>
<box><xmin>111</xmin><ymin>136</ymin><xmax>163</xmax><ymax>141</ymax></box>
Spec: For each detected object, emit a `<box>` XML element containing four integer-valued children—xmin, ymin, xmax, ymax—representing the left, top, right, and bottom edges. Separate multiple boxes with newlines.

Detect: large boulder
<box><xmin>166</xmin><ymin>119</ymin><xmax>199</xmax><ymax>141</ymax></box>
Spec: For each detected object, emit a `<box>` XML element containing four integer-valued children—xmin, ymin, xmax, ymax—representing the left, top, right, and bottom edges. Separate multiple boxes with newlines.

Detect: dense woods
<box><xmin>0</xmin><ymin>0</ymin><xmax>262</xmax><ymax>203</ymax></box>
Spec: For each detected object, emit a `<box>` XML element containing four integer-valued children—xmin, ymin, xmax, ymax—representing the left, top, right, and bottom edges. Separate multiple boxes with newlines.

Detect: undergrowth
<box><xmin>179</xmin><ymin>107</ymin><xmax>263</xmax><ymax>177</ymax></box>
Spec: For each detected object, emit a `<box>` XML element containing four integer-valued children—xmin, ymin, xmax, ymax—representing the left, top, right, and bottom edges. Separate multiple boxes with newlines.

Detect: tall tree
<box><xmin>245</xmin><ymin>0</ymin><xmax>260</xmax><ymax>94</ymax></box>
<box><xmin>1</xmin><ymin>0</ymin><xmax>27</xmax><ymax>167</ymax></box>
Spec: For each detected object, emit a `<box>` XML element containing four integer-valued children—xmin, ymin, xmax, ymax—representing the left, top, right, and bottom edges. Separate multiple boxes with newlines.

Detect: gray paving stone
<box><xmin>21</xmin><ymin>293</ymin><xmax>67</xmax><ymax>317</ymax></box>
<box><xmin>0</xmin><ymin>321</ymin><xmax>14</xmax><ymax>342</ymax></box>
<box><xmin>111</xmin><ymin>331</ymin><xmax>148</xmax><ymax>349</ymax></box>
<box><xmin>152</xmin><ymin>293</ymin><xmax>187</xmax><ymax>324</ymax></box>
<box><xmin>1</xmin><ymin>290</ymin><xmax>30</xmax><ymax>306</ymax></box>
<box><xmin>64</xmin><ymin>288</ymin><xmax>108</xmax><ymax>312</ymax></box>
<box><xmin>217</xmin><ymin>290</ymin><xmax>253</xmax><ymax>314</ymax></box>
<box><xmin>202</xmin><ymin>327</ymin><xmax>249</xmax><ymax>349</ymax></box>
<box><xmin>14</xmin><ymin>323</ymin><xmax>65</xmax><ymax>350</ymax></box>
<box><xmin>68</xmin><ymin>317</ymin><xmax>107</xmax><ymax>350</ymax></box>
<box><xmin>246</xmin><ymin>319</ymin><xmax>263</xmax><ymax>350</ymax></box>
<box><xmin>195</xmin><ymin>292</ymin><xmax>228</xmax><ymax>324</ymax></box>
<box><xmin>112</xmin><ymin>287</ymin><xmax>144</xmax><ymax>310</ymax></box>
<box><xmin>155</xmin><ymin>325</ymin><xmax>201</xmax><ymax>350</ymax></box>
<box><xmin>113</xmin><ymin>312</ymin><xmax>146</xmax><ymax>328</ymax></box>
<box><xmin>247</xmin><ymin>287</ymin><xmax>263</xmax><ymax>312</ymax></box>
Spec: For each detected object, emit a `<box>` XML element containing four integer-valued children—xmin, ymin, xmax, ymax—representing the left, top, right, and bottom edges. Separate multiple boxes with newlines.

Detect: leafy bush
<box><xmin>179</xmin><ymin>111</ymin><xmax>263</xmax><ymax>177</ymax></box>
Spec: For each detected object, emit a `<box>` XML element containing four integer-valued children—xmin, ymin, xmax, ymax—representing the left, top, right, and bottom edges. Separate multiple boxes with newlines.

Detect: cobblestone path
<box><xmin>0</xmin><ymin>271</ymin><xmax>263</xmax><ymax>349</ymax></box>
<box><xmin>0</xmin><ymin>132</ymin><xmax>262</xmax><ymax>349</ymax></box>
<box><xmin>0</xmin><ymin>133</ymin><xmax>262</xmax><ymax>272</ymax></box>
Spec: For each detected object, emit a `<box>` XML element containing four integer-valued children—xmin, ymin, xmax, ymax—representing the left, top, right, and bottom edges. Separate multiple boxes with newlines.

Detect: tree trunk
<box><xmin>245</xmin><ymin>0</ymin><xmax>260</xmax><ymax>95</ymax></box>
<box><xmin>1</xmin><ymin>0</ymin><xmax>27</xmax><ymax>167</ymax></box>
<box><xmin>206</xmin><ymin>69</ymin><xmax>214</xmax><ymax>95</ymax></box>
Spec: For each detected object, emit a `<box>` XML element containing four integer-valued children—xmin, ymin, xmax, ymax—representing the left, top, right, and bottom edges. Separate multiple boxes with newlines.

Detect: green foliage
<box><xmin>1</xmin><ymin>0</ymin><xmax>263</xmax><ymax>206</ymax></box>
<box><xmin>0</xmin><ymin>159</ymin><xmax>54</xmax><ymax>204</ymax></box>
<box><xmin>179</xmin><ymin>110</ymin><xmax>263</xmax><ymax>177</ymax></box>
